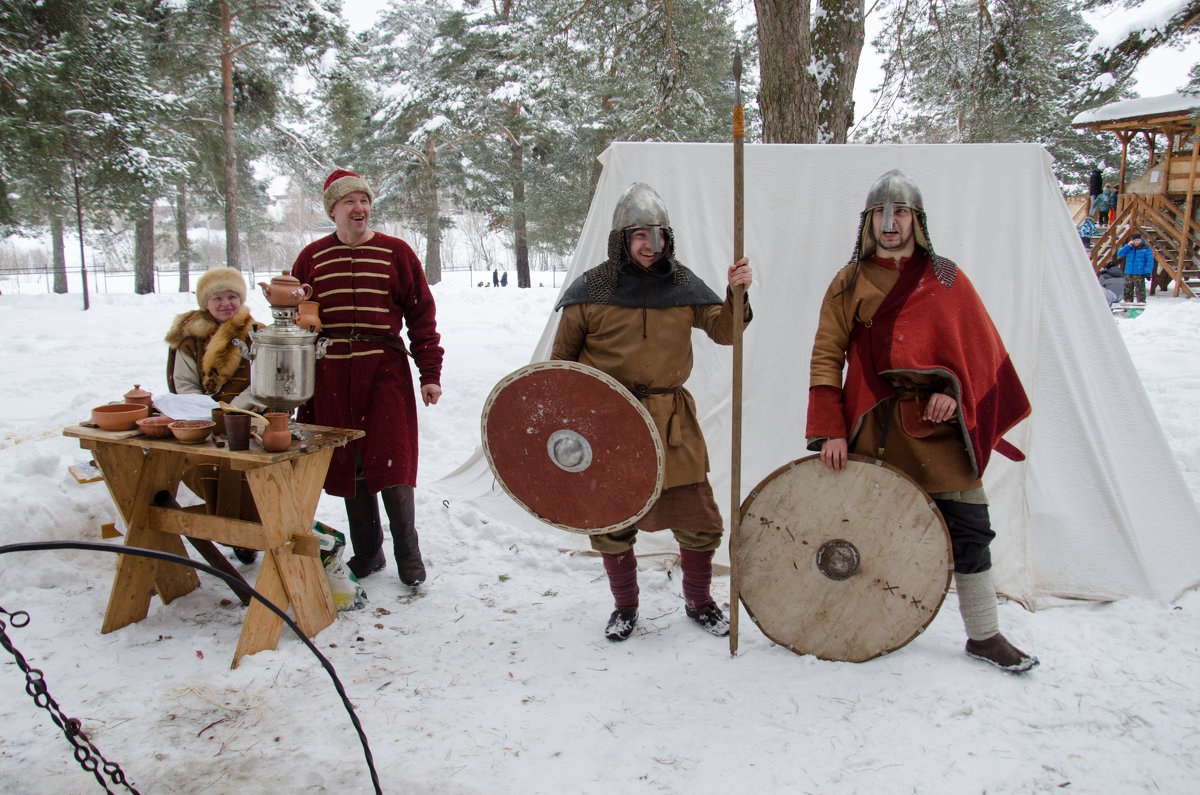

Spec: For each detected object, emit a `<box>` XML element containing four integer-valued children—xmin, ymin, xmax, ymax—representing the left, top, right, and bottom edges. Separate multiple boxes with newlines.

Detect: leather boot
<box><xmin>382</xmin><ymin>485</ymin><xmax>425</xmax><ymax>586</ymax></box>
<box><xmin>344</xmin><ymin>477</ymin><xmax>385</xmax><ymax>579</ymax></box>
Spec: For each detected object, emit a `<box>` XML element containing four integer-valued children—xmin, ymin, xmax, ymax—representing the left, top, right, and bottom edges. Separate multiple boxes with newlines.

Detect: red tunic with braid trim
<box><xmin>292</xmin><ymin>231</ymin><xmax>443</xmax><ymax>498</ymax></box>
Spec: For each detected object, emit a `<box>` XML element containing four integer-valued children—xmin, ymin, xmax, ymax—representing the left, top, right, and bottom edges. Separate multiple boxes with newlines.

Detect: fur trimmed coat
<box><xmin>165</xmin><ymin>306</ymin><xmax>255</xmax><ymax>404</ymax></box>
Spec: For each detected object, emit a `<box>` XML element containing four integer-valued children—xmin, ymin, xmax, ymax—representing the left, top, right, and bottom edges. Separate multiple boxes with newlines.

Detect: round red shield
<box><xmin>737</xmin><ymin>455</ymin><xmax>952</xmax><ymax>662</ymax></box>
<box><xmin>481</xmin><ymin>361</ymin><xmax>665</xmax><ymax>535</ymax></box>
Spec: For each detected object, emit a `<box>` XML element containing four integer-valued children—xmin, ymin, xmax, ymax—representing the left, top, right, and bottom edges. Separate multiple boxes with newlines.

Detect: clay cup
<box><xmin>224</xmin><ymin>413</ymin><xmax>251</xmax><ymax>451</ymax></box>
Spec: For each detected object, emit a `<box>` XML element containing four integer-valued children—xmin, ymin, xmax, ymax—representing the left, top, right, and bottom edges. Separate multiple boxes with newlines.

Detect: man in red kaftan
<box><xmin>292</xmin><ymin>169</ymin><xmax>444</xmax><ymax>586</ymax></box>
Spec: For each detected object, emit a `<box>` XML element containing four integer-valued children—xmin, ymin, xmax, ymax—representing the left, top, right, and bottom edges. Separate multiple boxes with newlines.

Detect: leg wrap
<box><xmin>601</xmin><ymin>548</ymin><xmax>639</xmax><ymax>609</ymax></box>
<box><xmin>678</xmin><ymin>547</ymin><xmax>716</xmax><ymax>610</ymax></box>
<box><xmin>955</xmin><ymin>570</ymin><xmax>1000</xmax><ymax>641</ymax></box>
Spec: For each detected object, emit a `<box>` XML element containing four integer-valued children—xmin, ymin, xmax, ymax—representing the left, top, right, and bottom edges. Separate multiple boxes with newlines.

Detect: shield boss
<box><xmin>738</xmin><ymin>455</ymin><xmax>952</xmax><ymax>662</ymax></box>
<box><xmin>482</xmin><ymin>361</ymin><xmax>665</xmax><ymax>535</ymax></box>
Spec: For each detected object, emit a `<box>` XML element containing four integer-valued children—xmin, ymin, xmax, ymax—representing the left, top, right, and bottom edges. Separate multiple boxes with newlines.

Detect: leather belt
<box><xmin>631</xmin><ymin>384</ymin><xmax>680</xmax><ymax>398</ymax></box>
<box><xmin>321</xmin><ymin>331</ymin><xmax>410</xmax><ymax>355</ymax></box>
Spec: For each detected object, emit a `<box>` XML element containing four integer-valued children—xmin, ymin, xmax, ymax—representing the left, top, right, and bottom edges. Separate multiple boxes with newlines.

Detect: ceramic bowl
<box><xmin>92</xmin><ymin>403</ymin><xmax>149</xmax><ymax>432</ymax></box>
<box><xmin>168</xmin><ymin>419</ymin><xmax>216</xmax><ymax>444</ymax></box>
<box><xmin>136</xmin><ymin>416</ymin><xmax>174</xmax><ymax>439</ymax></box>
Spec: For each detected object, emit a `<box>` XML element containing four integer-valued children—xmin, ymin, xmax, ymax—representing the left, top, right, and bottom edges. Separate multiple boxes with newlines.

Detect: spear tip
<box><xmin>733</xmin><ymin>44</ymin><xmax>742</xmax><ymax>82</ymax></box>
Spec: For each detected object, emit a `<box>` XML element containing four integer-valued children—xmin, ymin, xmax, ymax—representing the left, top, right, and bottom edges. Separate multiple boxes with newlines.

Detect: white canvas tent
<box><xmin>438</xmin><ymin>141</ymin><xmax>1200</xmax><ymax>609</ymax></box>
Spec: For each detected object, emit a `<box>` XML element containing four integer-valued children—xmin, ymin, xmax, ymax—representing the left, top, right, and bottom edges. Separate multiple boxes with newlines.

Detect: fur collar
<box><xmin>165</xmin><ymin>309</ymin><xmax>219</xmax><ymax>349</ymax></box>
<box><xmin>165</xmin><ymin>306</ymin><xmax>255</xmax><ymax>394</ymax></box>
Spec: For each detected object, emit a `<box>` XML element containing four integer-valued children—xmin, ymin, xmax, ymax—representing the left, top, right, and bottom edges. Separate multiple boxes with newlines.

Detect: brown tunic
<box><xmin>552</xmin><ymin>296</ymin><xmax>742</xmax><ymax>491</ymax></box>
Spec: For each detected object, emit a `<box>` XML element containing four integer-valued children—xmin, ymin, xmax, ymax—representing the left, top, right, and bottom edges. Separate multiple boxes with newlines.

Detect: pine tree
<box><xmin>151</xmin><ymin>0</ymin><xmax>344</xmax><ymax>271</ymax></box>
<box><xmin>352</xmin><ymin>0</ymin><xmax>464</xmax><ymax>285</ymax></box>
<box><xmin>1082</xmin><ymin>0</ymin><xmax>1200</xmax><ymax>93</ymax></box>
<box><xmin>862</xmin><ymin>0</ymin><xmax>1133</xmax><ymax>190</ymax></box>
<box><xmin>0</xmin><ymin>0</ymin><xmax>185</xmax><ymax>295</ymax></box>
<box><xmin>753</xmin><ymin>0</ymin><xmax>864</xmax><ymax>143</ymax></box>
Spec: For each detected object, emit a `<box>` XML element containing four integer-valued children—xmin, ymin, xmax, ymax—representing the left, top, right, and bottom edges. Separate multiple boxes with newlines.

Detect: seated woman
<box><xmin>165</xmin><ymin>267</ymin><xmax>265</xmax><ymax>564</ymax></box>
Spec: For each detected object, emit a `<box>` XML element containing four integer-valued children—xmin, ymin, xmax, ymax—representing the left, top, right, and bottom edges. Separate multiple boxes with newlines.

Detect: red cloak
<box><xmin>807</xmin><ymin>252</ymin><xmax>1029</xmax><ymax>479</ymax></box>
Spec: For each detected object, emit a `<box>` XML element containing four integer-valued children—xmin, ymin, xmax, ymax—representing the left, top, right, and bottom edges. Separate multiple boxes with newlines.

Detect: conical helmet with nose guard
<box><xmin>612</xmin><ymin>182</ymin><xmax>673</xmax><ymax>256</ymax></box>
<box><xmin>853</xmin><ymin>169</ymin><xmax>934</xmax><ymax>261</ymax></box>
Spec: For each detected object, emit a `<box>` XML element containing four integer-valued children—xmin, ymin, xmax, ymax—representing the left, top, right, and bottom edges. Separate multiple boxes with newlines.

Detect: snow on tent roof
<box><xmin>1072</xmin><ymin>92</ymin><xmax>1200</xmax><ymax>126</ymax></box>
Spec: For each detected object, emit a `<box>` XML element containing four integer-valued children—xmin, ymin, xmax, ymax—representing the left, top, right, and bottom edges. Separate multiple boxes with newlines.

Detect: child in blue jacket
<box><xmin>1118</xmin><ymin>232</ymin><xmax>1154</xmax><ymax>304</ymax></box>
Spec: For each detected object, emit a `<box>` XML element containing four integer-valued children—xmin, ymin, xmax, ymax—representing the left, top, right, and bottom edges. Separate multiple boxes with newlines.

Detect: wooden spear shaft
<box><xmin>729</xmin><ymin>46</ymin><xmax>745</xmax><ymax>657</ymax></box>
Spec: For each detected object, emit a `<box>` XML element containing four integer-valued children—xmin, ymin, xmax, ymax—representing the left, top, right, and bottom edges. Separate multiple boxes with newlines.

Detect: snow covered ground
<box><xmin>2</xmin><ymin>275</ymin><xmax>1199</xmax><ymax>793</ymax></box>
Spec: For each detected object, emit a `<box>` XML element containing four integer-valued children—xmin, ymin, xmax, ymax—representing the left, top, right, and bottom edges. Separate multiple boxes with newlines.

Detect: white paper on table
<box><xmin>153</xmin><ymin>392</ymin><xmax>218</xmax><ymax>421</ymax></box>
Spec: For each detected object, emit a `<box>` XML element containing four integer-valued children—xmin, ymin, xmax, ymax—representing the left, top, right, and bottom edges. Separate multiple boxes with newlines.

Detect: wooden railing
<box><xmin>1088</xmin><ymin>194</ymin><xmax>1198</xmax><ymax>299</ymax></box>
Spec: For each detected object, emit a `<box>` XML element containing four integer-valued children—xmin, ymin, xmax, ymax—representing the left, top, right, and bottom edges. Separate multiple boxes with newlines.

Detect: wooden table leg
<box><xmin>92</xmin><ymin>446</ymin><xmax>200</xmax><ymax>634</ymax></box>
<box><xmin>151</xmin><ymin>490</ymin><xmax>252</xmax><ymax>606</ymax></box>
<box><xmin>232</xmin><ymin>546</ymin><xmax>290</xmax><ymax>668</ymax></box>
<box><xmin>233</xmin><ymin>451</ymin><xmax>336</xmax><ymax>667</ymax></box>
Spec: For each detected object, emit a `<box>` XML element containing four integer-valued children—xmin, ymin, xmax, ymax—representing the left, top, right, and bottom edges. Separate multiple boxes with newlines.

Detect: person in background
<box><xmin>1117</xmin><ymin>231</ymin><xmax>1154</xmax><ymax>305</ymax></box>
<box><xmin>292</xmin><ymin>169</ymin><xmax>444</xmax><ymax>586</ymax></box>
<box><xmin>1078</xmin><ymin>217</ymin><xmax>1097</xmax><ymax>250</ymax></box>
<box><xmin>551</xmin><ymin>182</ymin><xmax>753</xmax><ymax>642</ymax></box>
<box><xmin>1091</xmin><ymin>188</ymin><xmax>1110</xmax><ymax>225</ymax></box>
<box><xmin>805</xmin><ymin>169</ymin><xmax>1037</xmax><ymax>673</ymax></box>
<box><xmin>1088</xmin><ymin>167</ymin><xmax>1103</xmax><ymax>207</ymax></box>
<box><xmin>165</xmin><ymin>266</ymin><xmax>264</xmax><ymax>563</ymax></box>
<box><xmin>1100</xmin><ymin>185</ymin><xmax>1118</xmax><ymax>225</ymax></box>
<box><xmin>1097</xmin><ymin>259</ymin><xmax>1125</xmax><ymax>308</ymax></box>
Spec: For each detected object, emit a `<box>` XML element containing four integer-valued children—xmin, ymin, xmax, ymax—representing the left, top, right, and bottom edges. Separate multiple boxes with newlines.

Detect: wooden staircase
<box><xmin>1088</xmin><ymin>194</ymin><xmax>1200</xmax><ymax>298</ymax></box>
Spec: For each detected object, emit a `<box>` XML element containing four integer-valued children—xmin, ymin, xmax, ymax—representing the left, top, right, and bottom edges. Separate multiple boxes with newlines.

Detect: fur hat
<box><xmin>196</xmin><ymin>267</ymin><xmax>247</xmax><ymax>309</ymax></box>
<box><xmin>323</xmin><ymin>169</ymin><xmax>375</xmax><ymax>216</ymax></box>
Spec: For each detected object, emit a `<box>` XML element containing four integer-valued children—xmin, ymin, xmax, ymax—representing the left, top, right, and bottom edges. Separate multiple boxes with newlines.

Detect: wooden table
<box><xmin>63</xmin><ymin>423</ymin><xmax>363</xmax><ymax>668</ymax></box>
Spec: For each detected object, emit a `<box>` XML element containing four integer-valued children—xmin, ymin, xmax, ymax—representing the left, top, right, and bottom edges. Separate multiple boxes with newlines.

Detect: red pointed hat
<box><xmin>322</xmin><ymin>169</ymin><xmax>374</xmax><ymax>215</ymax></box>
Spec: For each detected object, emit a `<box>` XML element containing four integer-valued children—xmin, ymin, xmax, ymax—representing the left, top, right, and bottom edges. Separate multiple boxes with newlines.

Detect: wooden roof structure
<box><xmin>1072</xmin><ymin>93</ymin><xmax>1200</xmax><ymax>297</ymax></box>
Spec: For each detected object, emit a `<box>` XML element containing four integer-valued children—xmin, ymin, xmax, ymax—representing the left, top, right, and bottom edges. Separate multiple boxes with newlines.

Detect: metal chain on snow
<box><xmin>0</xmin><ymin>604</ymin><xmax>139</xmax><ymax>794</ymax></box>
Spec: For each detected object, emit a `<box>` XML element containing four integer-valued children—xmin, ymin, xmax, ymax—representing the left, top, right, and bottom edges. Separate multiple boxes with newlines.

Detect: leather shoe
<box><xmin>965</xmin><ymin>633</ymin><xmax>1039</xmax><ymax>673</ymax></box>
<box><xmin>685</xmin><ymin>602</ymin><xmax>730</xmax><ymax>637</ymax></box>
<box><xmin>605</xmin><ymin>607</ymin><xmax>638</xmax><ymax>641</ymax></box>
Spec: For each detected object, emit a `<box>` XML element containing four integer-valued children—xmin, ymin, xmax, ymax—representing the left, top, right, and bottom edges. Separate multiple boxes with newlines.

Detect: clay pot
<box><xmin>136</xmin><ymin>416</ymin><xmax>173</xmax><ymax>438</ymax></box>
<box><xmin>258</xmin><ymin>272</ymin><xmax>313</xmax><ymax>307</ymax></box>
<box><xmin>261</xmin><ymin>412</ymin><xmax>292</xmax><ymax>452</ymax></box>
<box><xmin>296</xmin><ymin>300</ymin><xmax>322</xmax><ymax>332</ymax></box>
<box><xmin>123</xmin><ymin>384</ymin><xmax>153</xmax><ymax>407</ymax></box>
<box><xmin>92</xmin><ymin>403</ymin><xmax>149</xmax><ymax>431</ymax></box>
<box><xmin>168</xmin><ymin>419</ymin><xmax>215</xmax><ymax>444</ymax></box>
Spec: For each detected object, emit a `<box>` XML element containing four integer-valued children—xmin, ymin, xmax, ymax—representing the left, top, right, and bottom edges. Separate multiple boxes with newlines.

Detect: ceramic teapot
<box><xmin>258</xmin><ymin>272</ymin><xmax>313</xmax><ymax>307</ymax></box>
